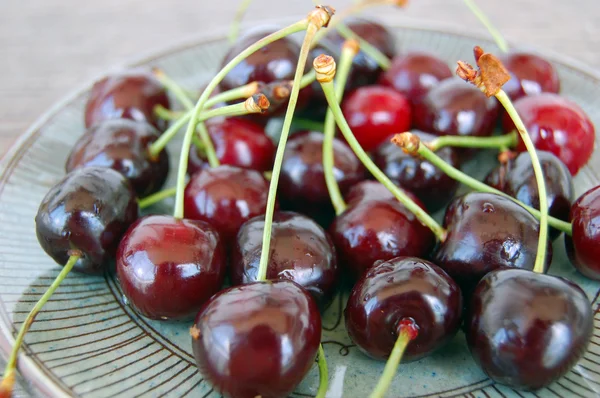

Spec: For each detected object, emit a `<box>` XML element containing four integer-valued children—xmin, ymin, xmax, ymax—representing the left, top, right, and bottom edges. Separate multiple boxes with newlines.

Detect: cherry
<box><xmin>66</xmin><ymin>119</ymin><xmax>169</xmax><ymax>197</ymax></box>
<box><xmin>191</xmin><ymin>280</ymin><xmax>321</xmax><ymax>398</ymax></box>
<box><xmin>187</xmin><ymin>118</ymin><xmax>275</xmax><ymax>176</ymax></box>
<box><xmin>500</xmin><ymin>52</ymin><xmax>560</xmax><ymax>100</ymax></box>
<box><xmin>502</xmin><ymin>93</ymin><xmax>595</xmax><ymax>175</ymax></box>
<box><xmin>35</xmin><ymin>167</ymin><xmax>138</xmax><ymax>275</ymax></box>
<box><xmin>433</xmin><ymin>192</ymin><xmax>552</xmax><ymax>295</ymax></box>
<box><xmin>485</xmin><ymin>150</ymin><xmax>573</xmax><ymax>241</ymax></box>
<box><xmin>373</xmin><ymin>130</ymin><xmax>460</xmax><ymax>212</ymax></box>
<box><xmin>378</xmin><ymin>51</ymin><xmax>453</xmax><ymax>105</ymax></box>
<box><xmin>230</xmin><ymin>211</ymin><xmax>338</xmax><ymax>307</ymax></box>
<box><xmin>116</xmin><ymin>215</ymin><xmax>226</xmax><ymax>320</ymax></box>
<box><xmin>85</xmin><ymin>69</ymin><xmax>170</xmax><ymax>131</ymax></box>
<box><xmin>183</xmin><ymin>165</ymin><xmax>270</xmax><ymax>244</ymax></box>
<box><xmin>330</xmin><ymin>181</ymin><xmax>435</xmax><ymax>279</ymax></box>
<box><xmin>345</xmin><ymin>257</ymin><xmax>462</xmax><ymax>361</ymax></box>
<box><xmin>467</xmin><ymin>268</ymin><xmax>593</xmax><ymax>390</ymax></box>
<box><xmin>341</xmin><ymin>85</ymin><xmax>412</xmax><ymax>152</ymax></box>
<box><xmin>565</xmin><ymin>185</ymin><xmax>600</xmax><ymax>280</ymax></box>
<box><xmin>278</xmin><ymin>131</ymin><xmax>365</xmax><ymax>226</ymax></box>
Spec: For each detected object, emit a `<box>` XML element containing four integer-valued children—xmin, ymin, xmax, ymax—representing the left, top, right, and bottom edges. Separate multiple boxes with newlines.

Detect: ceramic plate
<box><xmin>1</xmin><ymin>20</ymin><xmax>600</xmax><ymax>398</ymax></box>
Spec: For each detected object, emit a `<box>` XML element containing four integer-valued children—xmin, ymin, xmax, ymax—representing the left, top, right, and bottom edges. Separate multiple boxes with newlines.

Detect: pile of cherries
<box><xmin>17</xmin><ymin>5</ymin><xmax>600</xmax><ymax>398</ymax></box>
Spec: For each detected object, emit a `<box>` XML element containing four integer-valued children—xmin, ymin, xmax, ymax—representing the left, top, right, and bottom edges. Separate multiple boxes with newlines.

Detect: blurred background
<box><xmin>0</xmin><ymin>0</ymin><xmax>598</xmax><ymax>157</ymax></box>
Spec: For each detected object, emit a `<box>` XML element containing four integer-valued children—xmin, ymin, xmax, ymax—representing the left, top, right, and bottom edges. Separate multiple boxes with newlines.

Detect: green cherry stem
<box><xmin>153</xmin><ymin>68</ymin><xmax>195</xmax><ymax>110</ymax></box>
<box><xmin>206</xmin><ymin>81</ymin><xmax>260</xmax><ymax>107</ymax></box>
<box><xmin>196</xmin><ymin>121</ymin><xmax>220</xmax><ymax>168</ymax></box>
<box><xmin>462</xmin><ymin>0</ymin><xmax>509</xmax><ymax>53</ymax></box>
<box><xmin>229</xmin><ymin>0</ymin><xmax>253</xmax><ymax>43</ymax></box>
<box><xmin>315</xmin><ymin>344</ymin><xmax>329</xmax><ymax>398</ymax></box>
<box><xmin>335</xmin><ymin>23</ymin><xmax>391</xmax><ymax>70</ymax></box>
<box><xmin>154</xmin><ymin>105</ymin><xmax>183</xmax><ymax>121</ymax></box>
<box><xmin>138</xmin><ymin>187</ymin><xmax>177</xmax><ymax>209</ymax></box>
<box><xmin>315</xmin><ymin>55</ymin><xmax>447</xmax><ymax>242</ymax></box>
<box><xmin>323</xmin><ymin>39</ymin><xmax>358</xmax><ymax>216</ymax></box>
<box><xmin>0</xmin><ymin>252</ymin><xmax>81</xmax><ymax>397</ymax></box>
<box><xmin>428</xmin><ymin>131</ymin><xmax>517</xmax><ymax>152</ymax></box>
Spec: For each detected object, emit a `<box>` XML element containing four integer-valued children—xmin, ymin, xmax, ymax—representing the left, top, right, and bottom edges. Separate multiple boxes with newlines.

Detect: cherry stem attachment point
<box><xmin>428</xmin><ymin>131</ymin><xmax>517</xmax><ymax>152</ymax></box>
<box><xmin>315</xmin><ymin>343</ymin><xmax>329</xmax><ymax>398</ymax></box>
<box><xmin>335</xmin><ymin>23</ymin><xmax>391</xmax><ymax>70</ymax></box>
<box><xmin>462</xmin><ymin>0</ymin><xmax>509</xmax><ymax>53</ymax></box>
<box><xmin>315</xmin><ymin>55</ymin><xmax>447</xmax><ymax>242</ymax></box>
<box><xmin>138</xmin><ymin>187</ymin><xmax>177</xmax><ymax>209</ymax></box>
<box><xmin>0</xmin><ymin>253</ymin><xmax>81</xmax><ymax>398</ymax></box>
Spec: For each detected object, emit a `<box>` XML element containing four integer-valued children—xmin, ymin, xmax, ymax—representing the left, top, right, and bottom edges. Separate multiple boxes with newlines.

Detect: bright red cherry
<box><xmin>500</xmin><ymin>52</ymin><xmax>560</xmax><ymax>100</ymax></box>
<box><xmin>342</xmin><ymin>85</ymin><xmax>412</xmax><ymax>152</ymax></box>
<box><xmin>183</xmin><ymin>166</ymin><xmax>270</xmax><ymax>243</ymax></box>
<box><xmin>191</xmin><ymin>280</ymin><xmax>321</xmax><ymax>398</ymax></box>
<box><xmin>85</xmin><ymin>69</ymin><xmax>170</xmax><ymax>131</ymax></box>
<box><xmin>116</xmin><ymin>215</ymin><xmax>226</xmax><ymax>320</ymax></box>
<box><xmin>378</xmin><ymin>51</ymin><xmax>453</xmax><ymax>105</ymax></box>
<box><xmin>565</xmin><ymin>185</ymin><xmax>600</xmax><ymax>280</ymax></box>
<box><xmin>345</xmin><ymin>257</ymin><xmax>462</xmax><ymax>361</ymax></box>
<box><xmin>502</xmin><ymin>93</ymin><xmax>595</xmax><ymax>175</ymax></box>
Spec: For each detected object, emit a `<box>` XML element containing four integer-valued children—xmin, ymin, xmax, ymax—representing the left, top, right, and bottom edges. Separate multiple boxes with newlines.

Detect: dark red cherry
<box><xmin>85</xmin><ymin>69</ymin><xmax>170</xmax><ymax>131</ymax></box>
<box><xmin>330</xmin><ymin>181</ymin><xmax>435</xmax><ymax>279</ymax></box>
<box><xmin>35</xmin><ymin>167</ymin><xmax>138</xmax><ymax>275</ymax></box>
<box><xmin>191</xmin><ymin>280</ymin><xmax>321</xmax><ymax>398</ymax></box>
<box><xmin>345</xmin><ymin>257</ymin><xmax>462</xmax><ymax>361</ymax></box>
<box><xmin>183</xmin><ymin>166</ymin><xmax>270</xmax><ymax>243</ymax></box>
<box><xmin>342</xmin><ymin>85</ymin><xmax>411</xmax><ymax>152</ymax></box>
<box><xmin>485</xmin><ymin>151</ymin><xmax>573</xmax><ymax>241</ymax></box>
<box><xmin>116</xmin><ymin>215</ymin><xmax>226</xmax><ymax>320</ymax></box>
<box><xmin>565</xmin><ymin>185</ymin><xmax>600</xmax><ymax>280</ymax></box>
<box><xmin>378</xmin><ymin>51</ymin><xmax>453</xmax><ymax>105</ymax></box>
<box><xmin>278</xmin><ymin>131</ymin><xmax>365</xmax><ymax>226</ymax></box>
<box><xmin>502</xmin><ymin>93</ymin><xmax>595</xmax><ymax>175</ymax></box>
<box><xmin>66</xmin><ymin>119</ymin><xmax>169</xmax><ymax>197</ymax></box>
<box><xmin>373</xmin><ymin>130</ymin><xmax>460</xmax><ymax>212</ymax></box>
<box><xmin>187</xmin><ymin>118</ymin><xmax>275</xmax><ymax>176</ymax></box>
<box><xmin>434</xmin><ymin>192</ymin><xmax>552</xmax><ymax>295</ymax></box>
<box><xmin>500</xmin><ymin>52</ymin><xmax>560</xmax><ymax>100</ymax></box>
<box><xmin>230</xmin><ymin>211</ymin><xmax>338</xmax><ymax>307</ymax></box>
<box><xmin>467</xmin><ymin>268</ymin><xmax>592</xmax><ymax>390</ymax></box>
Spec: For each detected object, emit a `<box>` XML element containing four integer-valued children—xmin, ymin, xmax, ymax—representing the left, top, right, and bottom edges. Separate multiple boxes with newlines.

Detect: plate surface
<box><xmin>1</xmin><ymin>22</ymin><xmax>600</xmax><ymax>398</ymax></box>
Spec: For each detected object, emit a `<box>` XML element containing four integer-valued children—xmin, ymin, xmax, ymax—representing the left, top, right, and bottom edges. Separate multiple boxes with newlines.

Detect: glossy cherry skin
<box><xmin>434</xmin><ymin>192</ymin><xmax>552</xmax><ymax>295</ymax></box>
<box><xmin>187</xmin><ymin>118</ymin><xmax>275</xmax><ymax>175</ymax></box>
<box><xmin>373</xmin><ymin>130</ymin><xmax>460</xmax><ymax>212</ymax></box>
<box><xmin>35</xmin><ymin>167</ymin><xmax>138</xmax><ymax>275</ymax></box>
<box><xmin>230</xmin><ymin>211</ymin><xmax>338</xmax><ymax>307</ymax></box>
<box><xmin>467</xmin><ymin>268</ymin><xmax>592</xmax><ymax>390</ymax></box>
<box><xmin>330</xmin><ymin>181</ymin><xmax>435</xmax><ymax>279</ymax></box>
<box><xmin>342</xmin><ymin>85</ymin><xmax>412</xmax><ymax>152</ymax></box>
<box><xmin>184</xmin><ymin>166</ymin><xmax>270</xmax><ymax>243</ymax></box>
<box><xmin>565</xmin><ymin>185</ymin><xmax>600</xmax><ymax>280</ymax></box>
<box><xmin>500</xmin><ymin>52</ymin><xmax>560</xmax><ymax>101</ymax></box>
<box><xmin>279</xmin><ymin>131</ymin><xmax>365</xmax><ymax>226</ymax></box>
<box><xmin>85</xmin><ymin>69</ymin><xmax>170</xmax><ymax>131</ymax></box>
<box><xmin>191</xmin><ymin>280</ymin><xmax>321</xmax><ymax>398</ymax></box>
<box><xmin>502</xmin><ymin>93</ymin><xmax>595</xmax><ymax>175</ymax></box>
<box><xmin>116</xmin><ymin>215</ymin><xmax>226</xmax><ymax>320</ymax></box>
<box><xmin>378</xmin><ymin>51</ymin><xmax>453</xmax><ymax>105</ymax></box>
<box><xmin>485</xmin><ymin>151</ymin><xmax>573</xmax><ymax>241</ymax></box>
<box><xmin>345</xmin><ymin>257</ymin><xmax>462</xmax><ymax>361</ymax></box>
<box><xmin>66</xmin><ymin>119</ymin><xmax>169</xmax><ymax>197</ymax></box>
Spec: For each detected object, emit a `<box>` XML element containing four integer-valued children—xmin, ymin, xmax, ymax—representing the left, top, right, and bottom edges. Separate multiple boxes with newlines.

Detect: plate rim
<box><xmin>1</xmin><ymin>17</ymin><xmax>599</xmax><ymax>397</ymax></box>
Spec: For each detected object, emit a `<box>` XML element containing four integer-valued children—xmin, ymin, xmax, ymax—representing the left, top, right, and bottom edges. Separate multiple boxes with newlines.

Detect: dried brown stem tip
<box><xmin>246</xmin><ymin>94</ymin><xmax>270</xmax><ymax>113</ymax></box>
<box><xmin>309</xmin><ymin>5</ymin><xmax>335</xmax><ymax>29</ymax></box>
<box><xmin>313</xmin><ymin>54</ymin><xmax>337</xmax><ymax>83</ymax></box>
<box><xmin>342</xmin><ymin>39</ymin><xmax>360</xmax><ymax>55</ymax></box>
<box><xmin>455</xmin><ymin>46</ymin><xmax>511</xmax><ymax>97</ymax></box>
<box><xmin>392</xmin><ymin>0</ymin><xmax>409</xmax><ymax>7</ymax></box>
<box><xmin>190</xmin><ymin>325</ymin><xmax>200</xmax><ymax>340</ymax></box>
<box><xmin>272</xmin><ymin>82</ymin><xmax>292</xmax><ymax>101</ymax></box>
<box><xmin>391</xmin><ymin>132</ymin><xmax>421</xmax><ymax>155</ymax></box>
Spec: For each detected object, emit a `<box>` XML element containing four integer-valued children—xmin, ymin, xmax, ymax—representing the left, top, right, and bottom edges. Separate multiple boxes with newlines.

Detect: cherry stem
<box><xmin>315</xmin><ymin>343</ymin><xmax>329</xmax><ymax>398</ymax></box>
<box><xmin>323</xmin><ymin>40</ymin><xmax>358</xmax><ymax>216</ymax></box>
<box><xmin>392</xmin><ymin>132</ymin><xmax>572</xmax><ymax>235</ymax></box>
<box><xmin>496</xmin><ymin>89</ymin><xmax>548</xmax><ymax>273</ymax></box>
<box><xmin>229</xmin><ymin>0</ymin><xmax>253</xmax><ymax>43</ymax></box>
<box><xmin>138</xmin><ymin>187</ymin><xmax>177</xmax><ymax>209</ymax></box>
<box><xmin>0</xmin><ymin>253</ymin><xmax>81</xmax><ymax>397</ymax></box>
<box><xmin>335</xmin><ymin>23</ymin><xmax>391</xmax><ymax>70</ymax></box>
<box><xmin>196</xmin><ymin>122</ymin><xmax>220</xmax><ymax>168</ymax></box>
<box><xmin>369</xmin><ymin>320</ymin><xmax>417</xmax><ymax>398</ymax></box>
<box><xmin>153</xmin><ymin>69</ymin><xmax>195</xmax><ymax>110</ymax></box>
<box><xmin>463</xmin><ymin>0</ymin><xmax>509</xmax><ymax>53</ymax></box>
<box><xmin>316</xmin><ymin>56</ymin><xmax>447</xmax><ymax>242</ymax></box>
<box><xmin>300</xmin><ymin>69</ymin><xmax>317</xmax><ymax>89</ymax></box>
<box><xmin>428</xmin><ymin>131</ymin><xmax>517</xmax><ymax>152</ymax></box>
<box><xmin>256</xmin><ymin>8</ymin><xmax>331</xmax><ymax>282</ymax></box>
<box><xmin>208</xmin><ymin>81</ymin><xmax>259</xmax><ymax>106</ymax></box>
<box><xmin>173</xmin><ymin>17</ymin><xmax>311</xmax><ymax>221</ymax></box>
<box><xmin>154</xmin><ymin>105</ymin><xmax>183</xmax><ymax>121</ymax></box>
